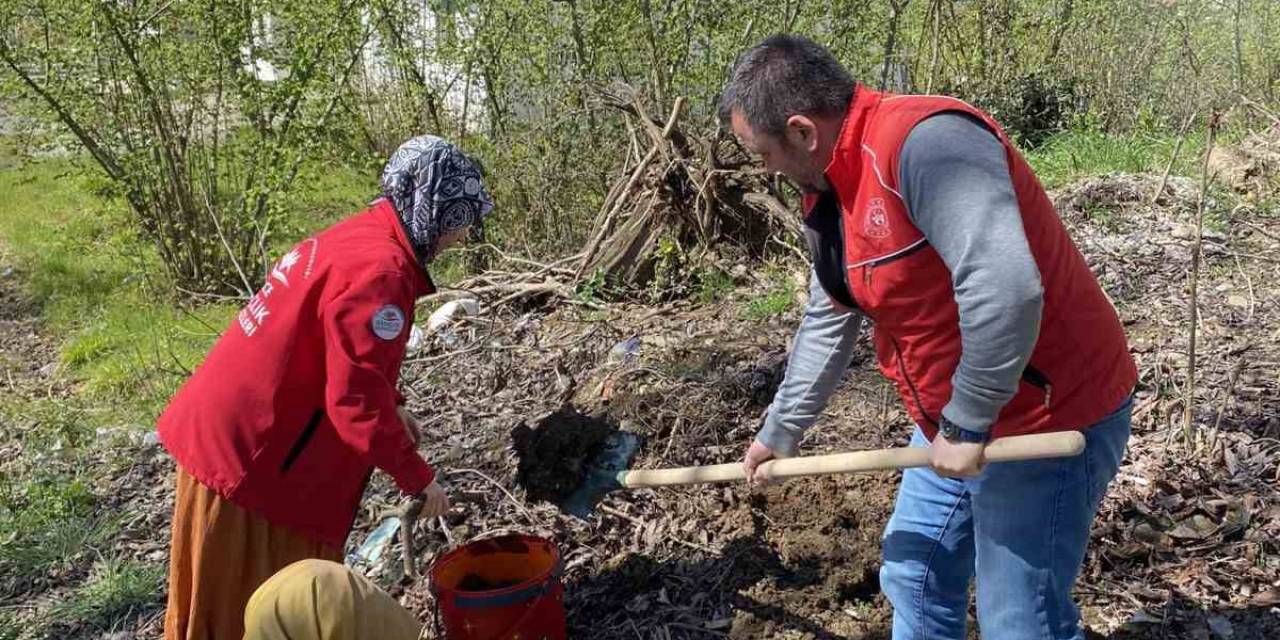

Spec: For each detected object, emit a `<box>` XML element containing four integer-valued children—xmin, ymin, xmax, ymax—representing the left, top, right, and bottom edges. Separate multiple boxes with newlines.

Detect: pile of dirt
<box><xmin>511</xmin><ymin>406</ymin><xmax>618</xmax><ymax>505</ymax></box>
<box><xmin>375</xmin><ymin>290</ymin><xmax>904</xmax><ymax>638</ymax></box>
<box><xmin>728</xmin><ymin>474</ymin><xmax>894</xmax><ymax>638</ymax></box>
<box><xmin>1209</xmin><ymin>124</ymin><xmax>1280</xmax><ymax>197</ymax></box>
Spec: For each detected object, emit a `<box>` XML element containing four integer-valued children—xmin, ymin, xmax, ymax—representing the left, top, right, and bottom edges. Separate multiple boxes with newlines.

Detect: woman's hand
<box><xmin>418</xmin><ymin>480</ymin><xmax>450</xmax><ymax>519</ymax></box>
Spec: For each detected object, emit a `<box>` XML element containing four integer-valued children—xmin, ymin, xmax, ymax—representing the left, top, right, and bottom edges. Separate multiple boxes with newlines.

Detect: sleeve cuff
<box><xmin>756</xmin><ymin>415</ymin><xmax>801</xmax><ymax>457</ymax></box>
<box><xmin>387</xmin><ymin>452</ymin><xmax>436</xmax><ymax>496</ymax></box>
<box><xmin>941</xmin><ymin>396</ymin><xmax>997</xmax><ymax>433</ymax></box>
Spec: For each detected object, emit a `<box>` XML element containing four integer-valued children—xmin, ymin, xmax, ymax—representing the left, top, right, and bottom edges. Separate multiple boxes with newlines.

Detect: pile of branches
<box><xmin>432</xmin><ymin>87</ymin><xmax>801</xmax><ymax>308</ymax></box>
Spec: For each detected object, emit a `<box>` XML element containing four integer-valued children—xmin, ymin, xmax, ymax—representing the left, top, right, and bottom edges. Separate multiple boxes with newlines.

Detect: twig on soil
<box><xmin>402</xmin><ymin>383</ymin><xmax>424</xmax><ymax>403</ymax></box>
<box><xmin>598</xmin><ymin>504</ymin><xmax>718</xmax><ymax>554</ymax></box>
<box><xmin>1241</xmin><ymin>220</ymin><xmax>1280</xmax><ymax>243</ymax></box>
<box><xmin>436</xmin><ymin>516</ymin><xmax>455</xmax><ymax>546</ymax></box>
<box><xmin>1227</xmin><ymin>251</ymin><xmax>1280</xmax><ymax>264</ymax></box>
<box><xmin>445</xmin><ymin>468</ymin><xmax>537</xmax><ymax>523</ymax></box>
<box><xmin>1233</xmin><ymin>255</ymin><xmax>1256</xmax><ymax>321</ymax></box>
<box><xmin>490</xmin><ymin>280</ymin><xmax>574</xmax><ymax>309</ymax></box>
<box><xmin>1209</xmin><ymin>357</ymin><xmax>1247</xmax><ymax>449</ymax></box>
<box><xmin>1132</xmin><ymin>395</ymin><xmax>1161</xmax><ymax>425</ymax></box>
<box><xmin>1182</xmin><ymin>113</ymin><xmax>1219</xmax><ymax>448</ymax></box>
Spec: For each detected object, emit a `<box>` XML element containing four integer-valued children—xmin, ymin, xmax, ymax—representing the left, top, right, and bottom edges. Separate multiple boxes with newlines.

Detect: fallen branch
<box><xmin>576</xmin><ymin>144</ymin><xmax>662</xmax><ymax>278</ymax></box>
<box><xmin>576</xmin><ymin>97</ymin><xmax>687</xmax><ymax>280</ymax></box>
<box><xmin>742</xmin><ymin>192</ymin><xmax>803</xmax><ymax>238</ymax></box>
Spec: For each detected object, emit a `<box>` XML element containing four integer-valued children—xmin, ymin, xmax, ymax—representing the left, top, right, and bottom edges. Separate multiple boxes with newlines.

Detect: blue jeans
<box><xmin>880</xmin><ymin>397</ymin><xmax>1132</xmax><ymax>640</ymax></box>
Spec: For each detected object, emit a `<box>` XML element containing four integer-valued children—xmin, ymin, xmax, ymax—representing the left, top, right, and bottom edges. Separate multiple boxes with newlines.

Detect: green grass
<box><xmin>694</xmin><ymin>268</ymin><xmax>736</xmax><ymax>305</ymax></box>
<box><xmin>742</xmin><ymin>265</ymin><xmax>799</xmax><ymax>321</ymax></box>
<box><xmin>744</xmin><ymin>289</ymin><xmax>794</xmax><ymax>320</ymax></box>
<box><xmin>0</xmin><ymin>462</ymin><xmax>116</xmax><ymax>599</ymax></box>
<box><xmin>0</xmin><ymin>158</ymin><xmax>238</xmax><ymax>420</ymax></box>
<box><xmin>0</xmin><ymin>612</ymin><xmax>19</xmax><ymax>640</ymax></box>
<box><xmin>0</xmin><ymin>143</ymin><xmax>371</xmax><ymax>630</ymax></box>
<box><xmin>1025</xmin><ymin>129</ymin><xmax>1206</xmax><ymax>190</ymax></box>
<box><xmin>276</xmin><ymin>160</ymin><xmax>377</xmax><ymax>238</ymax></box>
<box><xmin>0</xmin><ymin>152</ymin><xmax>381</xmax><ymax>420</ymax></box>
<box><xmin>51</xmin><ymin>558</ymin><xmax>164</xmax><ymax>634</ymax></box>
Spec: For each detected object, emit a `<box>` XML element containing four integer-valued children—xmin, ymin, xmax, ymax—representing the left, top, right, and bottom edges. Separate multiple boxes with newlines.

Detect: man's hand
<box><xmin>418</xmin><ymin>480</ymin><xmax>450</xmax><ymax>519</ymax></box>
<box><xmin>397</xmin><ymin>406</ymin><xmax>421</xmax><ymax>446</ymax></box>
<box><xmin>742</xmin><ymin>440</ymin><xmax>781</xmax><ymax>485</ymax></box>
<box><xmin>928</xmin><ymin>435</ymin><xmax>987</xmax><ymax>478</ymax></box>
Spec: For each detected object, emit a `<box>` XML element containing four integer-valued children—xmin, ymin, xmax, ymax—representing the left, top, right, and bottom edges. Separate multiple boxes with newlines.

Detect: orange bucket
<box><xmin>429</xmin><ymin>534</ymin><xmax>566</xmax><ymax>640</ymax></box>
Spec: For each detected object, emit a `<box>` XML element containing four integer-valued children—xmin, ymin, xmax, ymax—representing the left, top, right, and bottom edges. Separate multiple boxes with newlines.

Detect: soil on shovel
<box><xmin>457</xmin><ymin>574</ymin><xmax>522</xmax><ymax>592</ymax></box>
<box><xmin>510</xmin><ymin>405</ymin><xmax>618</xmax><ymax>505</ymax></box>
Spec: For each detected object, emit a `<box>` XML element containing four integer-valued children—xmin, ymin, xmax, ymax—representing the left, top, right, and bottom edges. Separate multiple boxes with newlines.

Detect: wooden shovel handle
<box><xmin>620</xmin><ymin>431</ymin><xmax>1085</xmax><ymax>488</ymax></box>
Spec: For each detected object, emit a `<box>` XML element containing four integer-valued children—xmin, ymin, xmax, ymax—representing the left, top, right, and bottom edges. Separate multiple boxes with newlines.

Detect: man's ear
<box><xmin>784</xmin><ymin>114</ymin><xmax>820</xmax><ymax>153</ymax></box>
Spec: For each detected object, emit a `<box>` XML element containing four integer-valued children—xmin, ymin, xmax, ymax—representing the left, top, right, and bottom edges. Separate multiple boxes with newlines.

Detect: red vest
<box><xmin>158</xmin><ymin>199</ymin><xmax>435</xmax><ymax>548</ymax></box>
<box><xmin>809</xmin><ymin>87</ymin><xmax>1136</xmax><ymax>438</ymax></box>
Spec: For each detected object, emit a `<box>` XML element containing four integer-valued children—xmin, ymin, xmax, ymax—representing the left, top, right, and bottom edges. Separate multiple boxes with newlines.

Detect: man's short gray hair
<box><xmin>718</xmin><ymin>34</ymin><xmax>856</xmax><ymax>137</ymax></box>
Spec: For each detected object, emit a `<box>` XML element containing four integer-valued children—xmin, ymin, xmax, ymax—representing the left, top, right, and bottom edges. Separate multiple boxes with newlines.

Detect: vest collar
<box><xmin>803</xmin><ymin>84</ymin><xmax>883</xmax><ymax>217</ymax></box>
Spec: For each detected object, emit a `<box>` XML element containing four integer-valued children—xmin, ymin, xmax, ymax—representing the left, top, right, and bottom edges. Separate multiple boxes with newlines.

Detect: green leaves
<box><xmin>2</xmin><ymin>0</ymin><xmax>370</xmax><ymax>295</ymax></box>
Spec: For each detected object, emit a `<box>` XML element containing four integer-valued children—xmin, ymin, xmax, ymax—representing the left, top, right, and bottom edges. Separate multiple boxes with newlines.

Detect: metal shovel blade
<box><xmin>560</xmin><ymin>431</ymin><xmax>644</xmax><ymax>518</ymax></box>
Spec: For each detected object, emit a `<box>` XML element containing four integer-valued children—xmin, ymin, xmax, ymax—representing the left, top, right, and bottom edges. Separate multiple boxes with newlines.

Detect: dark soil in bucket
<box><xmin>510</xmin><ymin>405</ymin><xmax>617</xmax><ymax>504</ymax></box>
<box><xmin>458</xmin><ymin>574</ymin><xmax>522</xmax><ymax>592</ymax></box>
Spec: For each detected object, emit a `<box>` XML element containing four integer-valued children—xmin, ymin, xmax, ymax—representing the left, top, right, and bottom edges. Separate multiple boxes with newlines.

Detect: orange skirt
<box><xmin>162</xmin><ymin>468</ymin><xmax>342</xmax><ymax>640</ymax></box>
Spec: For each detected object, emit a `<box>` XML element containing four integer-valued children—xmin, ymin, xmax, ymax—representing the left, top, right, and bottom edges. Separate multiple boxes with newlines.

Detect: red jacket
<box><xmin>158</xmin><ymin>199</ymin><xmax>435</xmax><ymax>548</ymax></box>
<box><xmin>808</xmin><ymin>87</ymin><xmax>1136</xmax><ymax>438</ymax></box>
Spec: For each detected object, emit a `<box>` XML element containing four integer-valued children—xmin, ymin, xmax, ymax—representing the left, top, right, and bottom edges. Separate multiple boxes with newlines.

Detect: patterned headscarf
<box><xmin>380</xmin><ymin>135</ymin><xmax>494</xmax><ymax>264</ymax></box>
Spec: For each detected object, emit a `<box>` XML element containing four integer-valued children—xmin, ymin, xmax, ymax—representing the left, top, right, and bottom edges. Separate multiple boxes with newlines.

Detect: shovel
<box><xmin>560</xmin><ymin>430</ymin><xmax>1086</xmax><ymax>517</ymax></box>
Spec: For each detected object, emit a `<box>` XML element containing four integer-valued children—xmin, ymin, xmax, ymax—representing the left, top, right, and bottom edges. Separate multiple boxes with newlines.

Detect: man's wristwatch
<box><xmin>938</xmin><ymin>416</ymin><xmax>991</xmax><ymax>444</ymax></box>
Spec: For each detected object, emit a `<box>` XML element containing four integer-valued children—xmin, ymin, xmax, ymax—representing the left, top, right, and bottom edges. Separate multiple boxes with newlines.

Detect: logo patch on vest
<box><xmin>371</xmin><ymin>305</ymin><xmax>406</xmax><ymax>340</ymax></box>
<box><xmin>864</xmin><ymin>197</ymin><xmax>892</xmax><ymax>239</ymax></box>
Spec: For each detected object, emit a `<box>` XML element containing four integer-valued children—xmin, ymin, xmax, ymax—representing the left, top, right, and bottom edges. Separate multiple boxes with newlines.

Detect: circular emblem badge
<box><xmin>371</xmin><ymin>304</ymin><xmax>406</xmax><ymax>340</ymax></box>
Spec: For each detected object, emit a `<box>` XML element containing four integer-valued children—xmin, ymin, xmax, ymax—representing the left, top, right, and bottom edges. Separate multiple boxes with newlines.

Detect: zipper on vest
<box><xmin>866</xmin><ymin>238</ymin><xmax>930</xmax><ymax>268</ymax></box>
<box><xmin>1021</xmin><ymin>365</ymin><xmax>1053</xmax><ymax>409</ymax></box>
<box><xmin>891</xmin><ymin>337</ymin><xmax>938</xmax><ymax>426</ymax></box>
<box><xmin>280</xmin><ymin>409</ymin><xmax>324</xmax><ymax>473</ymax></box>
<box><xmin>856</xmin><ymin>240</ymin><xmax>929</xmax><ymax>293</ymax></box>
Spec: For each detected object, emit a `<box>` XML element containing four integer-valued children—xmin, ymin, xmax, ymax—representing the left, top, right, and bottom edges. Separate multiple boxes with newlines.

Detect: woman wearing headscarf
<box><xmin>158</xmin><ymin>136</ymin><xmax>494</xmax><ymax>640</ymax></box>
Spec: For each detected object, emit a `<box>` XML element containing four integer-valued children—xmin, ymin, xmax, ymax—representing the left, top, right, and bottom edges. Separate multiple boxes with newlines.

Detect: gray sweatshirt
<box><xmin>756</xmin><ymin>112</ymin><xmax>1045</xmax><ymax>455</ymax></box>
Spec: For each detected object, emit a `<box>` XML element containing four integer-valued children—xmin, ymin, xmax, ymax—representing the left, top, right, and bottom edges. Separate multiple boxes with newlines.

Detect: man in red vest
<box><xmin>722</xmin><ymin>35</ymin><xmax>1136</xmax><ymax>639</ymax></box>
